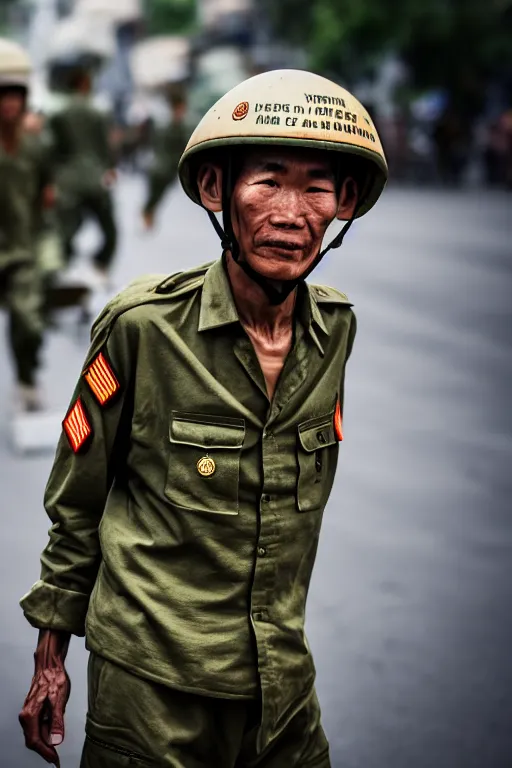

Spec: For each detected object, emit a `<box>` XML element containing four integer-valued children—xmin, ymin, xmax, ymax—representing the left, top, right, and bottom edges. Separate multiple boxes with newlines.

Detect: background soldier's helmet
<box><xmin>179</xmin><ymin>69</ymin><xmax>388</xmax><ymax>218</ymax></box>
<box><xmin>0</xmin><ymin>38</ymin><xmax>31</xmax><ymax>90</ymax></box>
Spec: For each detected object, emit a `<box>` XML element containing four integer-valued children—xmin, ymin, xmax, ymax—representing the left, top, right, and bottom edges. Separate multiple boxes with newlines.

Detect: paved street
<box><xmin>0</xmin><ymin>178</ymin><xmax>511</xmax><ymax>768</ymax></box>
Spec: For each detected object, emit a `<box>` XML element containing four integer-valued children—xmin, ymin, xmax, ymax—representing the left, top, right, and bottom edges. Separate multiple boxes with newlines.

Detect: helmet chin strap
<box><xmin>205</xmin><ymin>155</ymin><xmax>360</xmax><ymax>307</ymax></box>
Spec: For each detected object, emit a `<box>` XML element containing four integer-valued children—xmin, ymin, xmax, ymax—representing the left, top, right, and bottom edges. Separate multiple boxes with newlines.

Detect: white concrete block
<box><xmin>9</xmin><ymin>411</ymin><xmax>62</xmax><ymax>455</ymax></box>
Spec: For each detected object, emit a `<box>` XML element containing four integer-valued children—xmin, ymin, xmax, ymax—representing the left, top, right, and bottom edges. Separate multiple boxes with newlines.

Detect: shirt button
<box><xmin>261</xmin><ymin>494</ymin><xmax>270</xmax><ymax>504</ymax></box>
<box><xmin>317</xmin><ymin>431</ymin><xmax>326</xmax><ymax>444</ymax></box>
<box><xmin>257</xmin><ymin>547</ymin><xmax>267</xmax><ymax>557</ymax></box>
<box><xmin>252</xmin><ymin>610</ymin><xmax>269</xmax><ymax>622</ymax></box>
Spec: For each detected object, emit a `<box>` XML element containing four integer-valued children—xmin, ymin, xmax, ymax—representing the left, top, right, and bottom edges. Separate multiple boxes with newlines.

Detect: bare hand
<box><xmin>102</xmin><ymin>168</ymin><xmax>118</xmax><ymax>188</ymax></box>
<box><xmin>142</xmin><ymin>210</ymin><xmax>155</xmax><ymax>231</ymax></box>
<box><xmin>19</xmin><ymin>630</ymin><xmax>71</xmax><ymax>766</ymax></box>
<box><xmin>42</xmin><ymin>184</ymin><xmax>56</xmax><ymax>210</ymax></box>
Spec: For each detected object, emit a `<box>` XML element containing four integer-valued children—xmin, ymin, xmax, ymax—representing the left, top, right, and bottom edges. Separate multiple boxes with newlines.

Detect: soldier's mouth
<box><xmin>256</xmin><ymin>240</ymin><xmax>304</xmax><ymax>252</ymax></box>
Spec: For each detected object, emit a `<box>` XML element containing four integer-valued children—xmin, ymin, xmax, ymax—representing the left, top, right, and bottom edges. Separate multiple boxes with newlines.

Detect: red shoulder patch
<box><xmin>83</xmin><ymin>351</ymin><xmax>120</xmax><ymax>406</ymax></box>
<box><xmin>63</xmin><ymin>397</ymin><xmax>92</xmax><ymax>453</ymax></box>
<box><xmin>334</xmin><ymin>399</ymin><xmax>343</xmax><ymax>441</ymax></box>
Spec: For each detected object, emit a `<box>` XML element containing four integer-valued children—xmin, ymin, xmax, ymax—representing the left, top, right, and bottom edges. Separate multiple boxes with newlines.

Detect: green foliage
<box><xmin>262</xmin><ymin>0</ymin><xmax>512</xmax><ymax>111</ymax></box>
<box><xmin>146</xmin><ymin>0</ymin><xmax>197</xmax><ymax>36</ymax></box>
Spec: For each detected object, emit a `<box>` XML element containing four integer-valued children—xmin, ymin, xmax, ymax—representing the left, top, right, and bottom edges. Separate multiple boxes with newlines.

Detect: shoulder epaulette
<box><xmin>86</xmin><ymin>261</ymin><xmax>215</xmax><ymax>366</ymax></box>
<box><xmin>154</xmin><ymin>260</ymin><xmax>216</xmax><ymax>294</ymax></box>
<box><xmin>309</xmin><ymin>283</ymin><xmax>353</xmax><ymax>306</ymax></box>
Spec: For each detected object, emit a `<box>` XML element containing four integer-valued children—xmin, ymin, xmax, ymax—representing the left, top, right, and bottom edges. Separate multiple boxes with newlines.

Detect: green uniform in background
<box><xmin>48</xmin><ymin>95</ymin><xmax>117</xmax><ymax>270</ymax></box>
<box><xmin>32</xmin><ymin>122</ymin><xmax>65</xmax><ymax>317</ymax></box>
<box><xmin>143</xmin><ymin>118</ymin><xmax>190</xmax><ymax>218</ymax></box>
<box><xmin>20</xmin><ymin>258</ymin><xmax>356</xmax><ymax>766</ymax></box>
<box><xmin>0</xmin><ymin>134</ymin><xmax>49</xmax><ymax>386</ymax></box>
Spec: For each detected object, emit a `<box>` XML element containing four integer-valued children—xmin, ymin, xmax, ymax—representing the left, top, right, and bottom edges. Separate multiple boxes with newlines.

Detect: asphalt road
<box><xmin>0</xmin><ymin>177</ymin><xmax>511</xmax><ymax>768</ymax></box>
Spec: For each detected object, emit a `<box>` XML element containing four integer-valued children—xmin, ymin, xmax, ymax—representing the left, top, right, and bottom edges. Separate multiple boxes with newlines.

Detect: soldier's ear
<box><xmin>197</xmin><ymin>163</ymin><xmax>223</xmax><ymax>212</ymax></box>
<box><xmin>336</xmin><ymin>177</ymin><xmax>358</xmax><ymax>221</ymax></box>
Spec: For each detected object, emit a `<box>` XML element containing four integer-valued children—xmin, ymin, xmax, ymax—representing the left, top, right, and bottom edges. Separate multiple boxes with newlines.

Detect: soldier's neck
<box><xmin>225</xmin><ymin>251</ymin><xmax>296</xmax><ymax>337</ymax></box>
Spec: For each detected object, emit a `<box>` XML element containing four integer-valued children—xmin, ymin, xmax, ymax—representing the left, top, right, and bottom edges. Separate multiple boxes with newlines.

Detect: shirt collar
<box><xmin>302</xmin><ymin>284</ymin><xmax>330</xmax><ymax>356</ymax></box>
<box><xmin>198</xmin><ymin>258</ymin><xmax>330</xmax><ymax>354</ymax></box>
<box><xmin>198</xmin><ymin>258</ymin><xmax>240</xmax><ymax>331</ymax></box>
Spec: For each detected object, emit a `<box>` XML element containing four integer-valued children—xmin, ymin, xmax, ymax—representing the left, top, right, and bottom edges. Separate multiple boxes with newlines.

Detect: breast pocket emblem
<box><xmin>197</xmin><ymin>455</ymin><xmax>216</xmax><ymax>477</ymax></box>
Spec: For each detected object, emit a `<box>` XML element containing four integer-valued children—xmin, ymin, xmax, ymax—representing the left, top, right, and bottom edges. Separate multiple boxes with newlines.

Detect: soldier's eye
<box><xmin>256</xmin><ymin>179</ymin><xmax>278</xmax><ymax>187</ymax></box>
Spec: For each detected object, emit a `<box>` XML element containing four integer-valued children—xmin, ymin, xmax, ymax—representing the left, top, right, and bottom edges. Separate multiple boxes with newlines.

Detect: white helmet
<box><xmin>179</xmin><ymin>69</ymin><xmax>388</xmax><ymax>218</ymax></box>
<box><xmin>0</xmin><ymin>38</ymin><xmax>31</xmax><ymax>90</ymax></box>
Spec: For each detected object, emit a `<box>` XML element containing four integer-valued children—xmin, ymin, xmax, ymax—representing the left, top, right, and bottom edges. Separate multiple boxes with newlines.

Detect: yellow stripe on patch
<box><xmin>334</xmin><ymin>399</ymin><xmax>343</xmax><ymax>441</ymax></box>
<box><xmin>84</xmin><ymin>352</ymin><xmax>120</xmax><ymax>405</ymax></box>
<box><xmin>63</xmin><ymin>397</ymin><xmax>92</xmax><ymax>453</ymax></box>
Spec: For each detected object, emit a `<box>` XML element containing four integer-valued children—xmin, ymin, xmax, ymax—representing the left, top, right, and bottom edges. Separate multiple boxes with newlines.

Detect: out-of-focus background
<box><xmin>1</xmin><ymin>1</ymin><xmax>511</xmax><ymax>767</ymax></box>
<box><xmin>5</xmin><ymin>0</ymin><xmax>512</xmax><ymax>186</ymax></box>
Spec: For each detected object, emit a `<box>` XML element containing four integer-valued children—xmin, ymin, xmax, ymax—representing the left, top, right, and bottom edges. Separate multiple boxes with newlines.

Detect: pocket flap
<box><xmin>170</xmin><ymin>412</ymin><xmax>245</xmax><ymax>449</ymax></box>
<box><xmin>298</xmin><ymin>413</ymin><xmax>336</xmax><ymax>453</ymax></box>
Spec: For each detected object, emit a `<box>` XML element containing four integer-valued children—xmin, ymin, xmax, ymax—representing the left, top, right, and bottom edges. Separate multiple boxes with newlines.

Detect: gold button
<box><xmin>197</xmin><ymin>456</ymin><xmax>216</xmax><ymax>477</ymax></box>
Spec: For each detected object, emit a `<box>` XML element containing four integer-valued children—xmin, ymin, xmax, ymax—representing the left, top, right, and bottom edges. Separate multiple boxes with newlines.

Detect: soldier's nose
<box><xmin>269</xmin><ymin>194</ymin><xmax>305</xmax><ymax>229</ymax></box>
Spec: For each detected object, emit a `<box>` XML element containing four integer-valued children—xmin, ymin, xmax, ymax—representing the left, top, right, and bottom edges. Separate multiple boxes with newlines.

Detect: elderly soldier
<box><xmin>19</xmin><ymin>70</ymin><xmax>387</xmax><ymax>767</ymax></box>
<box><xmin>0</xmin><ymin>39</ymin><xmax>53</xmax><ymax>411</ymax></box>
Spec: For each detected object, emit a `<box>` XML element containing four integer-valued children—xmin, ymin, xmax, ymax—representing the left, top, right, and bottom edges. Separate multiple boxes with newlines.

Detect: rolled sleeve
<box><xmin>20</xmin><ymin>580</ymin><xmax>90</xmax><ymax>636</ymax></box>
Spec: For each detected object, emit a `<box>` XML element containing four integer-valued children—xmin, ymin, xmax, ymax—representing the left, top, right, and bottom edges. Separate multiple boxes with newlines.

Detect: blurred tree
<box><xmin>145</xmin><ymin>0</ymin><xmax>197</xmax><ymax>36</ymax></box>
<box><xmin>262</xmin><ymin>0</ymin><xmax>512</xmax><ymax>114</ymax></box>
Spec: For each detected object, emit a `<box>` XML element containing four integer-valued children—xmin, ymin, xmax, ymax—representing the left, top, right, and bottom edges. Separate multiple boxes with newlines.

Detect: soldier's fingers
<box><xmin>47</xmin><ymin>699</ymin><xmax>66</xmax><ymax>746</ymax></box>
<box><xmin>47</xmin><ymin>673</ymin><xmax>70</xmax><ymax>747</ymax></box>
<box><xmin>19</xmin><ymin>708</ymin><xmax>59</xmax><ymax>764</ymax></box>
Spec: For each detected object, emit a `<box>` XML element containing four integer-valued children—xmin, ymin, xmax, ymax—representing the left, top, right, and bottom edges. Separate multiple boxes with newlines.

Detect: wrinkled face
<box><xmin>0</xmin><ymin>88</ymin><xmax>26</xmax><ymax>125</ymax></box>
<box><xmin>197</xmin><ymin>146</ymin><xmax>358</xmax><ymax>282</ymax></box>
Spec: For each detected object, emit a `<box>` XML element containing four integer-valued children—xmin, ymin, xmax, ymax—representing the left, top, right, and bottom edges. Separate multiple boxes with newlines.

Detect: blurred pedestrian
<box><xmin>0</xmin><ymin>39</ymin><xmax>53</xmax><ymax>411</ymax></box>
<box><xmin>484</xmin><ymin>108</ymin><xmax>512</xmax><ymax>188</ymax></box>
<box><xmin>432</xmin><ymin>104</ymin><xmax>470</xmax><ymax>186</ymax></box>
<box><xmin>141</xmin><ymin>87</ymin><xmax>190</xmax><ymax>230</ymax></box>
<box><xmin>22</xmin><ymin>108</ymin><xmax>65</xmax><ymax>325</ymax></box>
<box><xmin>47</xmin><ymin>54</ymin><xmax>118</xmax><ymax>289</ymax></box>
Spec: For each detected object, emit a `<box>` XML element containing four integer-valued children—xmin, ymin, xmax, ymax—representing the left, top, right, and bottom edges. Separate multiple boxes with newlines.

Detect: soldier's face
<box><xmin>230</xmin><ymin>147</ymin><xmax>357</xmax><ymax>281</ymax></box>
<box><xmin>0</xmin><ymin>89</ymin><xmax>25</xmax><ymax>125</ymax></box>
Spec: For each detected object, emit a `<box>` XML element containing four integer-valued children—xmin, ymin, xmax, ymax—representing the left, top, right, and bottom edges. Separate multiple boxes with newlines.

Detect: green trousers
<box><xmin>0</xmin><ymin>262</ymin><xmax>43</xmax><ymax>385</ymax></box>
<box><xmin>57</xmin><ymin>186</ymin><xmax>117</xmax><ymax>269</ymax></box>
<box><xmin>80</xmin><ymin>653</ymin><xmax>331</xmax><ymax>768</ymax></box>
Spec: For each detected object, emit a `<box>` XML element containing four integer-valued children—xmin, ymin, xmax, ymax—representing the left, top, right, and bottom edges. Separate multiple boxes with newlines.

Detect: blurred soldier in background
<box><xmin>22</xmin><ymin>108</ymin><xmax>65</xmax><ymax>326</ymax></box>
<box><xmin>432</xmin><ymin>103</ymin><xmax>471</xmax><ymax>186</ymax></box>
<box><xmin>0</xmin><ymin>39</ymin><xmax>53</xmax><ymax>411</ymax></box>
<box><xmin>47</xmin><ymin>54</ymin><xmax>118</xmax><ymax>288</ymax></box>
<box><xmin>141</xmin><ymin>86</ymin><xmax>190</xmax><ymax>230</ymax></box>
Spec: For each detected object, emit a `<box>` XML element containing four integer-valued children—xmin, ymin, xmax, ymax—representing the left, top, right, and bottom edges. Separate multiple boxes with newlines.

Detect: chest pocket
<box><xmin>297</xmin><ymin>412</ymin><xmax>338</xmax><ymax>513</ymax></box>
<box><xmin>165</xmin><ymin>411</ymin><xmax>245</xmax><ymax>515</ymax></box>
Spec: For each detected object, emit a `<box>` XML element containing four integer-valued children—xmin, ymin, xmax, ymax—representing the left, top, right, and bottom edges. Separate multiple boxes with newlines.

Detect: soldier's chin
<box><xmin>249</xmin><ymin>251</ymin><xmax>309</xmax><ymax>281</ymax></box>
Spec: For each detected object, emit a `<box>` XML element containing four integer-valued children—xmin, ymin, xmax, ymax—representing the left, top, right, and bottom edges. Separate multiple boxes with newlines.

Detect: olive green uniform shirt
<box><xmin>47</xmin><ymin>96</ymin><xmax>115</xmax><ymax>193</ymax></box>
<box><xmin>20</xmin><ymin>258</ymin><xmax>356</xmax><ymax>751</ymax></box>
<box><xmin>143</xmin><ymin>120</ymin><xmax>190</xmax><ymax>215</ymax></box>
<box><xmin>0</xmin><ymin>135</ymin><xmax>52</xmax><ymax>268</ymax></box>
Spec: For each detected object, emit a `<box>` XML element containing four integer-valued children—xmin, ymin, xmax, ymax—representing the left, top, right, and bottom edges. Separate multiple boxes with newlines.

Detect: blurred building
<box><xmin>23</xmin><ymin>0</ymin><xmax>143</xmax><ymax>120</ymax></box>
